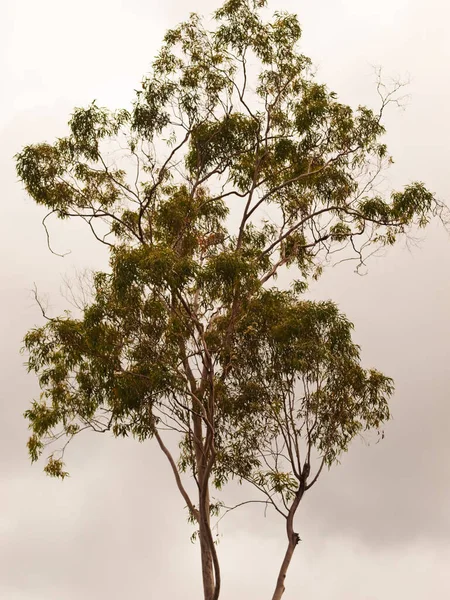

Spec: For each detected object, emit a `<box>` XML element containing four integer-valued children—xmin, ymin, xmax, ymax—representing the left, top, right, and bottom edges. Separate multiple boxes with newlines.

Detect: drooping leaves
<box><xmin>17</xmin><ymin>0</ymin><xmax>433</xmax><ymax>498</ymax></box>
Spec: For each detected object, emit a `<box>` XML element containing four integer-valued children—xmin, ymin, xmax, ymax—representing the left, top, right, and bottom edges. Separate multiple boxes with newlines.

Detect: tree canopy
<box><xmin>16</xmin><ymin>1</ymin><xmax>440</xmax><ymax>598</ymax></box>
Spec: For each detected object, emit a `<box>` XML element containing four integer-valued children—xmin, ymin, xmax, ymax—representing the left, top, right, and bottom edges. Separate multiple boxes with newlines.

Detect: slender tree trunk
<box><xmin>199</xmin><ymin>491</ymin><xmax>215</xmax><ymax>600</ymax></box>
<box><xmin>154</xmin><ymin>425</ymin><xmax>215</xmax><ymax>598</ymax></box>
<box><xmin>193</xmin><ymin>408</ymin><xmax>219</xmax><ymax>600</ymax></box>
<box><xmin>198</xmin><ymin>482</ymin><xmax>221</xmax><ymax>600</ymax></box>
<box><xmin>271</xmin><ymin>488</ymin><xmax>304</xmax><ymax>600</ymax></box>
<box><xmin>271</xmin><ymin>540</ymin><xmax>297</xmax><ymax>600</ymax></box>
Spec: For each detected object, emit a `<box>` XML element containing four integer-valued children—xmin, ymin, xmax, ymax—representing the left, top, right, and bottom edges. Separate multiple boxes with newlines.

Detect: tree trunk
<box><xmin>271</xmin><ymin>488</ymin><xmax>304</xmax><ymax>600</ymax></box>
<box><xmin>193</xmin><ymin>409</ymin><xmax>219</xmax><ymax>600</ymax></box>
<box><xmin>199</xmin><ymin>509</ymin><xmax>215</xmax><ymax>600</ymax></box>
<box><xmin>271</xmin><ymin>540</ymin><xmax>296</xmax><ymax>600</ymax></box>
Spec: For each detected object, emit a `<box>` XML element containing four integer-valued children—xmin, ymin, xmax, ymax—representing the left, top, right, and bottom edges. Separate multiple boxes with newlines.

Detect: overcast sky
<box><xmin>1</xmin><ymin>0</ymin><xmax>450</xmax><ymax>598</ymax></box>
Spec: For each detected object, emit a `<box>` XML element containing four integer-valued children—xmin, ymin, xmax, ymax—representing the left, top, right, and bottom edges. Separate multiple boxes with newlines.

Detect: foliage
<box><xmin>230</xmin><ymin>291</ymin><xmax>393</xmax><ymax>486</ymax></box>
<box><xmin>16</xmin><ymin>1</ymin><xmax>440</xmax><ymax>599</ymax></box>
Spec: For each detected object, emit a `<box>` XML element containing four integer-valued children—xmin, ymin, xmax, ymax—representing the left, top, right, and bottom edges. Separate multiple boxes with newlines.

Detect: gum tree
<box><xmin>16</xmin><ymin>1</ymin><xmax>439</xmax><ymax>598</ymax></box>
<box><xmin>228</xmin><ymin>292</ymin><xmax>393</xmax><ymax>598</ymax></box>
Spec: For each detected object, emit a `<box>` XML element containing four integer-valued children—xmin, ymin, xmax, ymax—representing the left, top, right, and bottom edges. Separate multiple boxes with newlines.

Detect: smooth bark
<box><xmin>271</xmin><ymin>488</ymin><xmax>304</xmax><ymax>600</ymax></box>
<box><xmin>199</xmin><ymin>490</ymin><xmax>216</xmax><ymax>600</ymax></box>
<box><xmin>154</xmin><ymin>424</ymin><xmax>217</xmax><ymax>600</ymax></box>
<box><xmin>193</xmin><ymin>404</ymin><xmax>220</xmax><ymax>600</ymax></box>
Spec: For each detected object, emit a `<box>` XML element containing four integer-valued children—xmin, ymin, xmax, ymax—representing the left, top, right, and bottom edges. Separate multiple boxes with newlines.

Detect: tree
<box><xmin>16</xmin><ymin>1</ymin><xmax>440</xmax><ymax>598</ymax></box>
<box><xmin>229</xmin><ymin>292</ymin><xmax>392</xmax><ymax>598</ymax></box>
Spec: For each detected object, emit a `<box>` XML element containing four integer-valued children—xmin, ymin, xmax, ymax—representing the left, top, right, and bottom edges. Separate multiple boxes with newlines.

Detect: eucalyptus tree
<box><xmin>228</xmin><ymin>292</ymin><xmax>393</xmax><ymax>599</ymax></box>
<box><xmin>16</xmin><ymin>0</ymin><xmax>439</xmax><ymax>598</ymax></box>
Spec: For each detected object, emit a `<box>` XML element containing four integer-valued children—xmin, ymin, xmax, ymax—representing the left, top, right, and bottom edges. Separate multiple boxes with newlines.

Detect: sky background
<box><xmin>1</xmin><ymin>0</ymin><xmax>449</xmax><ymax>598</ymax></box>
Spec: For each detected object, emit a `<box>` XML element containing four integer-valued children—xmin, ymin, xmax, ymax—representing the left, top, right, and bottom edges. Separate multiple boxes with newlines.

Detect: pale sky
<box><xmin>1</xmin><ymin>0</ymin><xmax>450</xmax><ymax>598</ymax></box>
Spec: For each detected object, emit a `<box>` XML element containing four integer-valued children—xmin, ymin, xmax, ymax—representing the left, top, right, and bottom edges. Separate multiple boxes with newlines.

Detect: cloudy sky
<box><xmin>1</xmin><ymin>0</ymin><xmax>449</xmax><ymax>598</ymax></box>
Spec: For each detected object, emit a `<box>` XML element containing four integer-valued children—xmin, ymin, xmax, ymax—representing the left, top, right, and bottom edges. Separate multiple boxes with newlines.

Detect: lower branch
<box><xmin>154</xmin><ymin>429</ymin><xmax>198</xmax><ymax>520</ymax></box>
